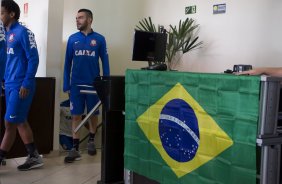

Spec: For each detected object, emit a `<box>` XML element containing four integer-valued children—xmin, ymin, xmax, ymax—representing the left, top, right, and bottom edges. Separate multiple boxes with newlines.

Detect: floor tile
<box><xmin>0</xmin><ymin>150</ymin><xmax>101</xmax><ymax>184</ymax></box>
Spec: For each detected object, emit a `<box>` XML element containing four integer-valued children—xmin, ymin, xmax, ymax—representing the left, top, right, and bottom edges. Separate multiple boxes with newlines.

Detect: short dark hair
<box><xmin>1</xmin><ymin>0</ymin><xmax>21</xmax><ymax>21</ymax></box>
<box><xmin>78</xmin><ymin>9</ymin><xmax>93</xmax><ymax>19</ymax></box>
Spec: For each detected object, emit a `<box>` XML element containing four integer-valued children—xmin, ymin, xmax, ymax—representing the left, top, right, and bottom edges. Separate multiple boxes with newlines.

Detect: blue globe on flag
<box><xmin>159</xmin><ymin>98</ymin><xmax>200</xmax><ymax>162</ymax></box>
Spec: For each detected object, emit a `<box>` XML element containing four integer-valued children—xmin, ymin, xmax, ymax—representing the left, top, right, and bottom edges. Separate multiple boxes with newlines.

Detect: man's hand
<box><xmin>65</xmin><ymin>90</ymin><xmax>70</xmax><ymax>98</ymax></box>
<box><xmin>19</xmin><ymin>86</ymin><xmax>29</xmax><ymax>99</ymax></box>
<box><xmin>235</xmin><ymin>68</ymin><xmax>264</xmax><ymax>75</ymax></box>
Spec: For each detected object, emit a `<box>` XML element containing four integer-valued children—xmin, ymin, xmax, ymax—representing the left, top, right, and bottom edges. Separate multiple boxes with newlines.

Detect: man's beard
<box><xmin>77</xmin><ymin>23</ymin><xmax>87</xmax><ymax>31</ymax></box>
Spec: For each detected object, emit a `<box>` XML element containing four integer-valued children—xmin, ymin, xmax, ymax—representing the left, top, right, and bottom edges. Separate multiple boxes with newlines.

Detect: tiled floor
<box><xmin>0</xmin><ymin>150</ymin><xmax>101</xmax><ymax>184</ymax></box>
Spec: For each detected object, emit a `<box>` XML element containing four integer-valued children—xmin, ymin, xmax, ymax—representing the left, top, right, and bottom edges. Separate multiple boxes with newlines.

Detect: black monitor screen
<box><xmin>132</xmin><ymin>30</ymin><xmax>167</xmax><ymax>62</ymax></box>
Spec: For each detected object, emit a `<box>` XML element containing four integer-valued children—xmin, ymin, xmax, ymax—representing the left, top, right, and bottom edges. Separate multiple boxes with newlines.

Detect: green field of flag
<box><xmin>124</xmin><ymin>70</ymin><xmax>260</xmax><ymax>184</ymax></box>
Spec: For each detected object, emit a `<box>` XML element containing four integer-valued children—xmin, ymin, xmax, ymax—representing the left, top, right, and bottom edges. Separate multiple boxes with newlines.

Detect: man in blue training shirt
<box><xmin>0</xmin><ymin>0</ymin><xmax>43</xmax><ymax>170</ymax></box>
<box><xmin>0</xmin><ymin>19</ymin><xmax>6</xmax><ymax>95</ymax></box>
<box><xmin>63</xmin><ymin>8</ymin><xmax>110</xmax><ymax>163</ymax></box>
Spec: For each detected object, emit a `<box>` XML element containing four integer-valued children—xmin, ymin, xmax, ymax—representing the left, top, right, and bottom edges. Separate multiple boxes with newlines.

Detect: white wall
<box><xmin>144</xmin><ymin>0</ymin><xmax>282</xmax><ymax>73</ymax></box>
<box><xmin>62</xmin><ymin>0</ymin><xmax>282</xmax><ymax>74</ymax></box>
<box><xmin>46</xmin><ymin>0</ymin><xmax>64</xmax><ymax>151</ymax></box>
<box><xmin>16</xmin><ymin>0</ymin><xmax>48</xmax><ymax>76</ymax></box>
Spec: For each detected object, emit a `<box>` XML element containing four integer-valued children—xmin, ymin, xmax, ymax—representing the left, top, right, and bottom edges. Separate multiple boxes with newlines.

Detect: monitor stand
<box><xmin>141</xmin><ymin>61</ymin><xmax>167</xmax><ymax>71</ymax></box>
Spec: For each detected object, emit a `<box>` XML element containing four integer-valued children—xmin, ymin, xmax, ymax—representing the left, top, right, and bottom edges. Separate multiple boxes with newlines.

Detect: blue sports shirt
<box><xmin>63</xmin><ymin>31</ymin><xmax>110</xmax><ymax>92</ymax></box>
<box><xmin>0</xmin><ymin>21</ymin><xmax>6</xmax><ymax>84</ymax></box>
<box><xmin>5</xmin><ymin>22</ymin><xmax>39</xmax><ymax>89</ymax></box>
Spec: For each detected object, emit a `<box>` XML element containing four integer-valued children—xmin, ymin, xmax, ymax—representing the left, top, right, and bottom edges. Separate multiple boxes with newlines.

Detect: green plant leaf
<box><xmin>182</xmin><ymin>37</ymin><xmax>203</xmax><ymax>53</ymax></box>
<box><xmin>136</xmin><ymin>17</ymin><xmax>157</xmax><ymax>32</ymax></box>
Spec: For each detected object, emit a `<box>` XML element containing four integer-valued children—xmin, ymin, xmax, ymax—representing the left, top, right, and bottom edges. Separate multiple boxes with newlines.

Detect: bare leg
<box><xmin>87</xmin><ymin>115</ymin><xmax>98</xmax><ymax>156</ymax></box>
<box><xmin>72</xmin><ymin>115</ymin><xmax>82</xmax><ymax>139</ymax></box>
<box><xmin>17</xmin><ymin>121</ymin><xmax>34</xmax><ymax>144</ymax></box>
<box><xmin>0</xmin><ymin>121</ymin><xmax>17</xmax><ymax>152</ymax></box>
<box><xmin>89</xmin><ymin>115</ymin><xmax>98</xmax><ymax>134</ymax></box>
<box><xmin>17</xmin><ymin>122</ymin><xmax>44</xmax><ymax>170</ymax></box>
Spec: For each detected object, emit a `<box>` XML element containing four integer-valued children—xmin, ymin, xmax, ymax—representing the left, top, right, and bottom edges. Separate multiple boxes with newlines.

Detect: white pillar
<box><xmin>46</xmin><ymin>0</ymin><xmax>64</xmax><ymax>151</ymax></box>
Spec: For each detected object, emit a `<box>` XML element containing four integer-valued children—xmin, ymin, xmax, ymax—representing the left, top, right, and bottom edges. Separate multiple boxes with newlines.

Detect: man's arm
<box><xmin>21</xmin><ymin>29</ymin><xmax>39</xmax><ymax>89</ymax></box>
<box><xmin>99</xmin><ymin>37</ymin><xmax>110</xmax><ymax>76</ymax></box>
<box><xmin>63</xmin><ymin>38</ymin><xmax>73</xmax><ymax>92</ymax></box>
<box><xmin>239</xmin><ymin>67</ymin><xmax>282</xmax><ymax>77</ymax></box>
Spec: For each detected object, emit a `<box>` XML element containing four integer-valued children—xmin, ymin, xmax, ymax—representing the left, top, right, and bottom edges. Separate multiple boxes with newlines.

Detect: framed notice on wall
<box><xmin>213</xmin><ymin>4</ymin><xmax>226</xmax><ymax>14</ymax></box>
<box><xmin>24</xmin><ymin>3</ymin><xmax>28</xmax><ymax>17</ymax></box>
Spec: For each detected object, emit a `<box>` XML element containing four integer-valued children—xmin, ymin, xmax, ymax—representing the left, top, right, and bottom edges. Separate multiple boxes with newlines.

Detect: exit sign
<box><xmin>185</xmin><ymin>5</ymin><xmax>196</xmax><ymax>14</ymax></box>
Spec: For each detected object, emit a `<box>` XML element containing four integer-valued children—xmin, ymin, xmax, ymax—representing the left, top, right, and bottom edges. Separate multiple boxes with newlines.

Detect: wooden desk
<box><xmin>0</xmin><ymin>77</ymin><xmax>55</xmax><ymax>158</ymax></box>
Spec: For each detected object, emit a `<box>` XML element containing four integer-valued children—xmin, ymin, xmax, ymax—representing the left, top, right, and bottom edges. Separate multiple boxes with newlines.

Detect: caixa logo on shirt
<box><xmin>27</xmin><ymin>30</ymin><xmax>37</xmax><ymax>49</ymax></box>
<box><xmin>7</xmin><ymin>47</ymin><xmax>14</xmax><ymax>55</ymax></box>
<box><xmin>75</xmin><ymin>50</ymin><xmax>95</xmax><ymax>57</ymax></box>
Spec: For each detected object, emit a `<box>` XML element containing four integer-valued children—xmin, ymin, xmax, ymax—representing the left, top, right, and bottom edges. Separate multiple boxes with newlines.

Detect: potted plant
<box><xmin>136</xmin><ymin>17</ymin><xmax>203</xmax><ymax>70</ymax></box>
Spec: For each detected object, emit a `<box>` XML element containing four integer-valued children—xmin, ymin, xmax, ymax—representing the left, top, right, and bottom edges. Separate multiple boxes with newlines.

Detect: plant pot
<box><xmin>167</xmin><ymin>51</ymin><xmax>183</xmax><ymax>71</ymax></box>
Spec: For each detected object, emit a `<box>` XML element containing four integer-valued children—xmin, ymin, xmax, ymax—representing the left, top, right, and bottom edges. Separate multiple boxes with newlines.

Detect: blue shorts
<box><xmin>70</xmin><ymin>85</ymin><xmax>100</xmax><ymax>115</ymax></box>
<box><xmin>5</xmin><ymin>86</ymin><xmax>35</xmax><ymax>123</ymax></box>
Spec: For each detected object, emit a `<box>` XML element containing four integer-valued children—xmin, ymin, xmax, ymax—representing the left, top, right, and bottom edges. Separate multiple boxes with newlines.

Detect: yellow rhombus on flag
<box><xmin>136</xmin><ymin>83</ymin><xmax>234</xmax><ymax>178</ymax></box>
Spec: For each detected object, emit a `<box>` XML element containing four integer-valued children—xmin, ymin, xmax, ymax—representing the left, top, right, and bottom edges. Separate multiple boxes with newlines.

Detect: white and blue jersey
<box><xmin>63</xmin><ymin>31</ymin><xmax>110</xmax><ymax>92</ymax></box>
<box><xmin>4</xmin><ymin>22</ymin><xmax>39</xmax><ymax>123</ymax></box>
<box><xmin>0</xmin><ymin>21</ymin><xmax>6</xmax><ymax>93</ymax></box>
<box><xmin>5</xmin><ymin>22</ymin><xmax>39</xmax><ymax>89</ymax></box>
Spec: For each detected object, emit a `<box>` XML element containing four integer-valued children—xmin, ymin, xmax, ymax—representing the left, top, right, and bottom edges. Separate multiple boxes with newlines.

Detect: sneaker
<box><xmin>0</xmin><ymin>157</ymin><xmax>6</xmax><ymax>166</ymax></box>
<box><xmin>17</xmin><ymin>154</ymin><xmax>44</xmax><ymax>171</ymax></box>
<box><xmin>64</xmin><ymin>148</ymin><xmax>81</xmax><ymax>163</ymax></box>
<box><xmin>87</xmin><ymin>141</ymin><xmax>97</xmax><ymax>156</ymax></box>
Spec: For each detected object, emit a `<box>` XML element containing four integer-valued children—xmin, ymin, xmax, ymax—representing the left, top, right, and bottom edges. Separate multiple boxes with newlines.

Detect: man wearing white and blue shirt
<box><xmin>0</xmin><ymin>20</ymin><xmax>6</xmax><ymax>95</ymax></box>
<box><xmin>0</xmin><ymin>0</ymin><xmax>43</xmax><ymax>170</ymax></box>
<box><xmin>63</xmin><ymin>8</ymin><xmax>110</xmax><ymax>163</ymax></box>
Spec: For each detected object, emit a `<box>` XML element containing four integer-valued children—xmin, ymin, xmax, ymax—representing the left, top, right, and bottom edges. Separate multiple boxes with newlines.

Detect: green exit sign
<box><xmin>185</xmin><ymin>5</ymin><xmax>196</xmax><ymax>14</ymax></box>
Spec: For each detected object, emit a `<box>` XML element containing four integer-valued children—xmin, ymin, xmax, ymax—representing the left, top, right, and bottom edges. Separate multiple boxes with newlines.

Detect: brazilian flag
<box><xmin>124</xmin><ymin>69</ymin><xmax>260</xmax><ymax>184</ymax></box>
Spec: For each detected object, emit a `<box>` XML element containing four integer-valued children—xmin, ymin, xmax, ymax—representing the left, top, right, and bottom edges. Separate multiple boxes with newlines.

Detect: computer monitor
<box><xmin>132</xmin><ymin>30</ymin><xmax>167</xmax><ymax>63</ymax></box>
